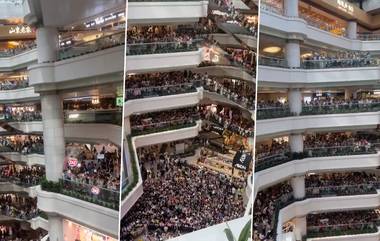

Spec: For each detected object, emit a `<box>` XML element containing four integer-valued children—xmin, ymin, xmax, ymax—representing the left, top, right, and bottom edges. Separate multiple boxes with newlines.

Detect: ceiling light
<box><xmin>263</xmin><ymin>46</ymin><xmax>281</xmax><ymax>54</ymax></box>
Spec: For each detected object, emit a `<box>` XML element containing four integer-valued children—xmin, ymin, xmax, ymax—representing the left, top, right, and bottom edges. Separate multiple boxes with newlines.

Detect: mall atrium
<box><xmin>0</xmin><ymin>0</ymin><xmax>125</xmax><ymax>240</ymax></box>
<box><xmin>254</xmin><ymin>0</ymin><xmax>380</xmax><ymax>241</ymax></box>
<box><xmin>121</xmin><ymin>0</ymin><xmax>257</xmax><ymax>240</ymax></box>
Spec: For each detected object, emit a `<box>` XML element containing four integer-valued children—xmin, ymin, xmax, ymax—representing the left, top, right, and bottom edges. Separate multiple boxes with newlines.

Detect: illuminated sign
<box><xmin>116</xmin><ymin>96</ymin><xmax>123</xmax><ymax>107</ymax></box>
<box><xmin>68</xmin><ymin>158</ymin><xmax>78</xmax><ymax>167</ymax></box>
<box><xmin>9</xmin><ymin>25</ymin><xmax>33</xmax><ymax>34</ymax></box>
<box><xmin>337</xmin><ymin>0</ymin><xmax>354</xmax><ymax>15</ymax></box>
<box><xmin>91</xmin><ymin>186</ymin><xmax>100</xmax><ymax>195</ymax></box>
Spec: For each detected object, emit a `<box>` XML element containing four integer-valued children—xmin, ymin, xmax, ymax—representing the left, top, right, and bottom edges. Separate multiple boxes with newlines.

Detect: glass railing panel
<box><xmin>60</xmin><ymin>178</ymin><xmax>119</xmax><ymax>210</ymax></box>
<box><xmin>0</xmin><ymin>145</ymin><xmax>44</xmax><ymax>155</ymax></box>
<box><xmin>126</xmin><ymin>39</ymin><xmax>202</xmax><ymax>55</ymax></box>
<box><xmin>307</xmin><ymin>223</ymin><xmax>378</xmax><ymax>239</ymax></box>
<box><xmin>358</xmin><ymin>33</ymin><xmax>380</xmax><ymax>41</ymax></box>
<box><xmin>58</xmin><ymin>32</ymin><xmax>125</xmax><ymax>61</ymax></box>
<box><xmin>259</xmin><ymin>56</ymin><xmax>287</xmax><ymax>68</ymax></box>
<box><xmin>1</xmin><ymin>111</ymin><xmax>42</xmax><ymax>122</ymax></box>
<box><xmin>0</xmin><ymin>42</ymin><xmax>36</xmax><ymax>58</ymax></box>
<box><xmin>0</xmin><ymin>80</ymin><xmax>29</xmax><ymax>91</ymax></box>
<box><xmin>260</xmin><ymin>2</ymin><xmax>284</xmax><ymax>15</ymax></box>
<box><xmin>301</xmin><ymin>58</ymin><xmax>379</xmax><ymax>69</ymax></box>
<box><xmin>64</xmin><ymin>110</ymin><xmax>122</xmax><ymax>125</ymax></box>
<box><xmin>301</xmin><ymin>102</ymin><xmax>380</xmax><ymax>115</ymax></box>
<box><xmin>131</xmin><ymin>115</ymin><xmax>200</xmax><ymax>136</ymax></box>
<box><xmin>125</xmin><ymin>82</ymin><xmax>199</xmax><ymax>100</ymax></box>
<box><xmin>256</xmin><ymin>106</ymin><xmax>293</xmax><ymax>119</ymax></box>
<box><xmin>305</xmin><ymin>184</ymin><xmax>378</xmax><ymax>197</ymax></box>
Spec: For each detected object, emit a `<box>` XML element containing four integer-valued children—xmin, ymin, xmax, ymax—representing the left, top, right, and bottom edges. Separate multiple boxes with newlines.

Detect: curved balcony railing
<box><xmin>57</xmin><ymin>32</ymin><xmax>125</xmax><ymax>61</ymax></box>
<box><xmin>260</xmin><ymin>2</ymin><xmax>284</xmax><ymax>15</ymax></box>
<box><xmin>255</xmin><ymin>145</ymin><xmax>377</xmax><ymax>172</ymax></box>
<box><xmin>257</xmin><ymin>106</ymin><xmax>293</xmax><ymax>120</ymax></box>
<box><xmin>131</xmin><ymin>115</ymin><xmax>200</xmax><ymax>136</ymax></box>
<box><xmin>0</xmin><ymin>145</ymin><xmax>44</xmax><ymax>155</ymax></box>
<box><xmin>305</xmin><ymin>184</ymin><xmax>378</xmax><ymax>198</ymax></box>
<box><xmin>64</xmin><ymin>109</ymin><xmax>122</xmax><ymax>125</ymax></box>
<box><xmin>126</xmin><ymin>39</ymin><xmax>202</xmax><ymax>56</ymax></box>
<box><xmin>0</xmin><ymin>43</ymin><xmax>36</xmax><ymax>58</ymax></box>
<box><xmin>306</xmin><ymin>222</ymin><xmax>379</xmax><ymax>239</ymax></box>
<box><xmin>125</xmin><ymin>82</ymin><xmax>199</xmax><ymax>100</ymax></box>
<box><xmin>41</xmin><ymin>177</ymin><xmax>119</xmax><ymax>210</ymax></box>
<box><xmin>0</xmin><ymin>80</ymin><xmax>29</xmax><ymax>91</ymax></box>
<box><xmin>259</xmin><ymin>56</ymin><xmax>380</xmax><ymax>69</ymax></box>
<box><xmin>358</xmin><ymin>33</ymin><xmax>380</xmax><ymax>41</ymax></box>
<box><xmin>0</xmin><ymin>176</ymin><xmax>43</xmax><ymax>187</ymax></box>
<box><xmin>301</xmin><ymin>102</ymin><xmax>380</xmax><ymax>115</ymax></box>
<box><xmin>2</xmin><ymin>112</ymin><xmax>42</xmax><ymax>122</ymax></box>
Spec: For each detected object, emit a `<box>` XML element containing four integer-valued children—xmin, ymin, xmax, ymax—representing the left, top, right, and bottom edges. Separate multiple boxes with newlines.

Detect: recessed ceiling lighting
<box><xmin>263</xmin><ymin>46</ymin><xmax>281</xmax><ymax>54</ymax></box>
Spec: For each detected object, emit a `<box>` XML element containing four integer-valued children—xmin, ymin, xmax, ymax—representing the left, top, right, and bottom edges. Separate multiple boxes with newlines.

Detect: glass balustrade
<box><xmin>301</xmin><ymin>102</ymin><xmax>380</xmax><ymax>115</ymax></box>
<box><xmin>126</xmin><ymin>39</ymin><xmax>202</xmax><ymax>55</ymax></box>
<box><xmin>259</xmin><ymin>56</ymin><xmax>287</xmax><ymax>68</ymax></box>
<box><xmin>358</xmin><ymin>33</ymin><xmax>380</xmax><ymax>41</ymax></box>
<box><xmin>257</xmin><ymin>106</ymin><xmax>293</xmax><ymax>120</ymax></box>
<box><xmin>64</xmin><ymin>109</ymin><xmax>122</xmax><ymax>125</ymax></box>
<box><xmin>58</xmin><ymin>32</ymin><xmax>125</xmax><ymax>61</ymax></box>
<box><xmin>307</xmin><ymin>222</ymin><xmax>379</xmax><ymax>239</ymax></box>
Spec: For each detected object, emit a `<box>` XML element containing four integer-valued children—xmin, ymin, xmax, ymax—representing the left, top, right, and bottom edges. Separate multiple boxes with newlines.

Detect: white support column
<box><xmin>289</xmin><ymin>133</ymin><xmax>303</xmax><ymax>153</ymax></box>
<box><xmin>41</xmin><ymin>93</ymin><xmax>65</xmax><ymax>182</ymax></box>
<box><xmin>347</xmin><ymin>21</ymin><xmax>357</xmax><ymax>40</ymax></box>
<box><xmin>47</xmin><ymin>214</ymin><xmax>64</xmax><ymax>241</ymax></box>
<box><xmin>291</xmin><ymin>175</ymin><xmax>305</xmax><ymax>199</ymax></box>
<box><xmin>293</xmin><ymin>216</ymin><xmax>307</xmax><ymax>241</ymax></box>
<box><xmin>36</xmin><ymin>27</ymin><xmax>59</xmax><ymax>63</ymax></box>
<box><xmin>285</xmin><ymin>40</ymin><xmax>301</xmax><ymax>68</ymax></box>
<box><xmin>284</xmin><ymin>0</ymin><xmax>299</xmax><ymax>17</ymax></box>
<box><xmin>288</xmin><ymin>88</ymin><xmax>302</xmax><ymax>115</ymax></box>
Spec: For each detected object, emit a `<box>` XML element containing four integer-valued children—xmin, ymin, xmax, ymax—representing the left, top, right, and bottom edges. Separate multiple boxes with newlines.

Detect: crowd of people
<box><xmin>203</xmin><ymin>77</ymin><xmax>255</xmax><ymax>110</ymax></box>
<box><xmin>225</xmin><ymin>48</ymin><xmax>256</xmax><ymax>74</ymax></box>
<box><xmin>200</xmin><ymin>105</ymin><xmax>255</xmax><ymax>137</ymax></box>
<box><xmin>0</xmin><ymin>164</ymin><xmax>44</xmax><ymax>187</ymax></box>
<box><xmin>125</xmin><ymin>71</ymin><xmax>202</xmax><ymax>100</ymax></box>
<box><xmin>304</xmin><ymin>132</ymin><xmax>374</xmax><ymax>151</ymax></box>
<box><xmin>307</xmin><ymin>210</ymin><xmax>380</xmax><ymax>238</ymax></box>
<box><xmin>130</xmin><ymin>107</ymin><xmax>200</xmax><ymax>135</ymax></box>
<box><xmin>121</xmin><ymin>150</ymin><xmax>245</xmax><ymax>241</ymax></box>
<box><xmin>0</xmin><ymin>41</ymin><xmax>36</xmax><ymax>57</ymax></box>
<box><xmin>127</xmin><ymin>25</ymin><xmax>197</xmax><ymax>44</ymax></box>
<box><xmin>63</xmin><ymin>144</ymin><xmax>120</xmax><ymax>192</ymax></box>
<box><xmin>0</xmin><ymin>194</ymin><xmax>38</xmax><ymax>220</ymax></box>
<box><xmin>1</xmin><ymin>105</ymin><xmax>42</xmax><ymax>122</ymax></box>
<box><xmin>63</xmin><ymin>97</ymin><xmax>119</xmax><ymax>111</ymax></box>
<box><xmin>0</xmin><ymin>136</ymin><xmax>44</xmax><ymax>154</ymax></box>
<box><xmin>253</xmin><ymin>182</ymin><xmax>293</xmax><ymax>241</ymax></box>
<box><xmin>0</xmin><ymin>77</ymin><xmax>28</xmax><ymax>91</ymax></box>
<box><xmin>0</xmin><ymin>222</ymin><xmax>45</xmax><ymax>241</ymax></box>
<box><xmin>301</xmin><ymin>51</ymin><xmax>377</xmax><ymax>69</ymax></box>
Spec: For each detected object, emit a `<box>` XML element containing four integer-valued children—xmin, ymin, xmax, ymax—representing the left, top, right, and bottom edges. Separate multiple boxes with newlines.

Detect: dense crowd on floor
<box><xmin>2</xmin><ymin>105</ymin><xmax>41</xmax><ymax>122</ymax></box>
<box><xmin>120</xmin><ymin>149</ymin><xmax>245</xmax><ymax>241</ymax></box>
<box><xmin>127</xmin><ymin>25</ymin><xmax>197</xmax><ymax>44</ymax></box>
<box><xmin>0</xmin><ymin>164</ymin><xmax>44</xmax><ymax>186</ymax></box>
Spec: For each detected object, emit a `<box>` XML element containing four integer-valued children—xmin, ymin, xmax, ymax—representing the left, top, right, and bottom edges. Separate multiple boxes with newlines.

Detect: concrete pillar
<box><xmin>347</xmin><ymin>21</ymin><xmax>357</xmax><ymax>39</ymax></box>
<box><xmin>289</xmin><ymin>134</ymin><xmax>303</xmax><ymax>153</ymax></box>
<box><xmin>47</xmin><ymin>214</ymin><xmax>64</xmax><ymax>241</ymax></box>
<box><xmin>293</xmin><ymin>216</ymin><xmax>307</xmax><ymax>241</ymax></box>
<box><xmin>291</xmin><ymin>175</ymin><xmax>305</xmax><ymax>199</ymax></box>
<box><xmin>284</xmin><ymin>0</ymin><xmax>299</xmax><ymax>17</ymax></box>
<box><xmin>288</xmin><ymin>88</ymin><xmax>302</xmax><ymax>115</ymax></box>
<box><xmin>36</xmin><ymin>27</ymin><xmax>59</xmax><ymax>63</ymax></box>
<box><xmin>344</xmin><ymin>88</ymin><xmax>353</xmax><ymax>100</ymax></box>
<box><xmin>285</xmin><ymin>40</ymin><xmax>301</xmax><ymax>68</ymax></box>
<box><xmin>41</xmin><ymin>93</ymin><xmax>65</xmax><ymax>182</ymax></box>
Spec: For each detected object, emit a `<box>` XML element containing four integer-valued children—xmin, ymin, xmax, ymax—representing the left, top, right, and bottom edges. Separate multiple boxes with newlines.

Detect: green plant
<box><xmin>224</xmin><ymin>219</ymin><xmax>251</xmax><ymax>241</ymax></box>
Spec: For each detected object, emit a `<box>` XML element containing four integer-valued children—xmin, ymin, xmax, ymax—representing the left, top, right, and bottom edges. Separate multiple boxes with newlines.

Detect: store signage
<box><xmin>91</xmin><ymin>186</ymin><xmax>100</xmax><ymax>195</ymax></box>
<box><xmin>232</xmin><ymin>151</ymin><xmax>252</xmax><ymax>171</ymax></box>
<box><xmin>68</xmin><ymin>158</ymin><xmax>78</xmax><ymax>167</ymax></box>
<box><xmin>337</xmin><ymin>0</ymin><xmax>354</xmax><ymax>15</ymax></box>
<box><xmin>9</xmin><ymin>25</ymin><xmax>33</xmax><ymax>34</ymax></box>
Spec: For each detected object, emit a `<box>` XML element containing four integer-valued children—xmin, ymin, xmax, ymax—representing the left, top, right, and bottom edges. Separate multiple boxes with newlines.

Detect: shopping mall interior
<box><xmin>121</xmin><ymin>0</ymin><xmax>257</xmax><ymax>240</ymax></box>
<box><xmin>0</xmin><ymin>0</ymin><xmax>125</xmax><ymax>240</ymax></box>
<box><xmin>254</xmin><ymin>0</ymin><xmax>380</xmax><ymax>241</ymax></box>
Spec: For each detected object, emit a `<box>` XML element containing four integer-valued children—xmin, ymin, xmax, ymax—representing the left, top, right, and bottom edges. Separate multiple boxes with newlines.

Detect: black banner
<box><xmin>232</xmin><ymin>151</ymin><xmax>252</xmax><ymax>171</ymax></box>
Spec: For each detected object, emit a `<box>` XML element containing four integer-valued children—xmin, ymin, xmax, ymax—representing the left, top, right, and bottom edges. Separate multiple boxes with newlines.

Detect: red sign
<box><xmin>68</xmin><ymin>158</ymin><xmax>78</xmax><ymax>167</ymax></box>
<box><xmin>91</xmin><ymin>186</ymin><xmax>100</xmax><ymax>195</ymax></box>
